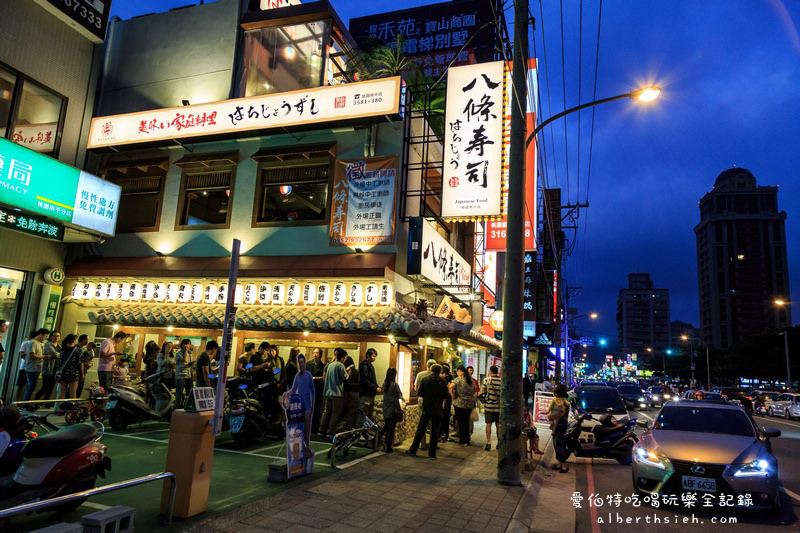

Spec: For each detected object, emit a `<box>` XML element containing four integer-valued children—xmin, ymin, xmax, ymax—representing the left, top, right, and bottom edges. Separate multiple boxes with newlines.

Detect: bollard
<box><xmin>160</xmin><ymin>410</ymin><xmax>215</xmax><ymax>518</ymax></box>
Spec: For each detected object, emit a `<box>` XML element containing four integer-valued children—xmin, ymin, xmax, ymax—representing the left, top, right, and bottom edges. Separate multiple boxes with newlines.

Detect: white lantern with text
<box><xmin>119</xmin><ymin>283</ymin><xmax>131</xmax><ymax>301</ymax></box>
<box><xmin>153</xmin><ymin>282</ymin><xmax>167</xmax><ymax>302</ymax></box>
<box><xmin>272</xmin><ymin>283</ymin><xmax>285</xmax><ymax>305</ymax></box>
<box><xmin>317</xmin><ymin>283</ymin><xmax>330</xmax><ymax>305</ymax></box>
<box><xmin>191</xmin><ymin>283</ymin><xmax>203</xmax><ymax>303</ymax></box>
<box><xmin>244</xmin><ymin>283</ymin><xmax>258</xmax><ymax>305</ymax></box>
<box><xmin>109</xmin><ymin>283</ymin><xmax>121</xmax><ymax>301</ymax></box>
<box><xmin>364</xmin><ymin>282</ymin><xmax>378</xmax><ymax>306</ymax></box>
<box><xmin>204</xmin><ymin>284</ymin><xmax>216</xmax><ymax>304</ymax></box>
<box><xmin>128</xmin><ymin>282</ymin><xmax>142</xmax><ymax>301</ymax></box>
<box><xmin>287</xmin><ymin>283</ymin><xmax>301</xmax><ymax>305</ymax></box>
<box><xmin>142</xmin><ymin>282</ymin><xmax>155</xmax><ymax>301</ymax></box>
<box><xmin>349</xmin><ymin>283</ymin><xmax>363</xmax><ymax>306</ymax></box>
<box><xmin>333</xmin><ymin>282</ymin><xmax>347</xmax><ymax>305</ymax></box>
<box><xmin>379</xmin><ymin>282</ymin><xmax>393</xmax><ymax>306</ymax></box>
<box><xmin>71</xmin><ymin>282</ymin><xmax>85</xmax><ymax>300</ymax></box>
<box><xmin>303</xmin><ymin>283</ymin><xmax>315</xmax><ymax>305</ymax></box>
<box><xmin>166</xmin><ymin>283</ymin><xmax>179</xmax><ymax>303</ymax></box>
<box><xmin>258</xmin><ymin>283</ymin><xmax>271</xmax><ymax>304</ymax></box>
<box><xmin>217</xmin><ymin>284</ymin><xmax>228</xmax><ymax>304</ymax></box>
<box><xmin>95</xmin><ymin>283</ymin><xmax>108</xmax><ymax>301</ymax></box>
<box><xmin>178</xmin><ymin>283</ymin><xmax>192</xmax><ymax>303</ymax></box>
<box><xmin>82</xmin><ymin>282</ymin><xmax>95</xmax><ymax>300</ymax></box>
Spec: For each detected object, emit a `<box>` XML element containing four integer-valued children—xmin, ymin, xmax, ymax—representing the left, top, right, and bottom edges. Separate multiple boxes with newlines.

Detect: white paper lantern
<box><xmin>166</xmin><ymin>283</ymin><xmax>179</xmax><ymax>303</ymax></box>
<box><xmin>272</xmin><ymin>283</ymin><xmax>285</xmax><ymax>305</ymax></box>
<box><xmin>349</xmin><ymin>283</ymin><xmax>363</xmax><ymax>306</ymax></box>
<box><xmin>153</xmin><ymin>282</ymin><xmax>167</xmax><ymax>302</ymax></box>
<box><xmin>108</xmin><ymin>282</ymin><xmax>121</xmax><ymax>301</ymax></box>
<box><xmin>244</xmin><ymin>284</ymin><xmax>258</xmax><ymax>305</ymax></box>
<box><xmin>302</xmin><ymin>283</ymin><xmax>315</xmax><ymax>305</ymax></box>
<box><xmin>192</xmin><ymin>283</ymin><xmax>204</xmax><ymax>303</ymax></box>
<box><xmin>119</xmin><ymin>283</ymin><xmax>131</xmax><ymax>301</ymax></box>
<box><xmin>317</xmin><ymin>283</ymin><xmax>330</xmax><ymax>305</ymax></box>
<box><xmin>82</xmin><ymin>282</ymin><xmax>95</xmax><ymax>300</ymax></box>
<box><xmin>332</xmin><ymin>282</ymin><xmax>347</xmax><ymax>305</ymax></box>
<box><xmin>71</xmin><ymin>282</ymin><xmax>85</xmax><ymax>299</ymax></box>
<box><xmin>379</xmin><ymin>282</ymin><xmax>393</xmax><ymax>306</ymax></box>
<box><xmin>128</xmin><ymin>282</ymin><xmax>142</xmax><ymax>301</ymax></box>
<box><xmin>204</xmin><ymin>284</ymin><xmax>216</xmax><ymax>304</ymax></box>
<box><xmin>365</xmin><ymin>282</ymin><xmax>379</xmax><ymax>306</ymax></box>
<box><xmin>178</xmin><ymin>283</ymin><xmax>192</xmax><ymax>303</ymax></box>
<box><xmin>95</xmin><ymin>282</ymin><xmax>108</xmax><ymax>301</ymax></box>
<box><xmin>142</xmin><ymin>282</ymin><xmax>155</xmax><ymax>301</ymax></box>
<box><xmin>258</xmin><ymin>283</ymin><xmax>271</xmax><ymax>305</ymax></box>
<box><xmin>217</xmin><ymin>284</ymin><xmax>228</xmax><ymax>304</ymax></box>
<box><xmin>234</xmin><ymin>284</ymin><xmax>243</xmax><ymax>305</ymax></box>
<box><xmin>287</xmin><ymin>283</ymin><xmax>301</xmax><ymax>305</ymax></box>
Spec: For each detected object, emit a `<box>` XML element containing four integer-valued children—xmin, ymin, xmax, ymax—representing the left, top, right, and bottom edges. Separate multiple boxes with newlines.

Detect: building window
<box><xmin>103</xmin><ymin>159</ymin><xmax>168</xmax><ymax>233</ymax></box>
<box><xmin>239</xmin><ymin>20</ymin><xmax>331</xmax><ymax>97</ymax></box>
<box><xmin>254</xmin><ymin>160</ymin><xmax>331</xmax><ymax>224</ymax></box>
<box><xmin>174</xmin><ymin>152</ymin><xmax>239</xmax><ymax>230</ymax></box>
<box><xmin>0</xmin><ymin>62</ymin><xmax>66</xmax><ymax>156</ymax></box>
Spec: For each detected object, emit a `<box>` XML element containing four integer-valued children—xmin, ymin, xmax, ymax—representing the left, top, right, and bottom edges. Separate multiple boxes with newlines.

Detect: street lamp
<box><xmin>681</xmin><ymin>334</ymin><xmax>711</xmax><ymax>390</ymax></box>
<box><xmin>774</xmin><ymin>299</ymin><xmax>793</xmax><ymax>391</ymax></box>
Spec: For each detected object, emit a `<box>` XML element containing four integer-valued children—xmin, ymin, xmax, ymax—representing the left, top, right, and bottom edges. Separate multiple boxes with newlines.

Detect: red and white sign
<box><xmin>12</xmin><ymin>123</ymin><xmax>57</xmax><ymax>152</ymax></box>
<box><xmin>87</xmin><ymin>77</ymin><xmax>402</xmax><ymax>148</ymax></box>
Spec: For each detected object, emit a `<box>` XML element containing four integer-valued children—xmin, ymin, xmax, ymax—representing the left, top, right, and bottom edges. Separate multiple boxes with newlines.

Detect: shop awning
<box><xmin>86</xmin><ymin>303</ymin><xmax>500</xmax><ymax>350</ymax></box>
<box><xmin>65</xmin><ymin>254</ymin><xmax>396</xmax><ymax>278</ymax></box>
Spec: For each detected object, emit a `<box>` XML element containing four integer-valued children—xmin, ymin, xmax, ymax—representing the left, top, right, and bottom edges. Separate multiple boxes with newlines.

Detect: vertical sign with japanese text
<box><xmin>442</xmin><ymin>61</ymin><xmax>505</xmax><ymax>218</ymax></box>
<box><xmin>329</xmin><ymin>156</ymin><xmax>398</xmax><ymax>247</ymax></box>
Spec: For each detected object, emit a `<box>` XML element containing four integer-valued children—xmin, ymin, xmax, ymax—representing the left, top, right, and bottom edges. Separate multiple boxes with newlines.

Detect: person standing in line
<box><xmin>36</xmin><ymin>331</ymin><xmax>61</xmax><ymax>401</ymax></box>
<box><xmin>174</xmin><ymin>338</ymin><xmax>194</xmax><ymax>408</ymax></box>
<box><xmin>318</xmin><ymin>347</ymin><xmax>350</xmax><ymax>437</ymax></box>
<box><xmin>449</xmin><ymin>365</ymin><xmax>475</xmax><ymax>446</ymax></box>
<box><xmin>237</xmin><ymin>343</ymin><xmax>255</xmax><ymax>378</ymax></box>
<box><xmin>357</xmin><ymin>348</ymin><xmax>382</xmax><ymax>427</ymax></box>
<box><xmin>548</xmin><ymin>384</ymin><xmax>571</xmax><ymax>473</ymax></box>
<box><xmin>22</xmin><ymin>329</ymin><xmax>50</xmax><ymax>401</ymax></box>
<box><xmin>523</xmin><ymin>372</ymin><xmax>534</xmax><ymax>410</ymax></box>
<box><xmin>439</xmin><ymin>364</ymin><xmax>453</xmax><ymax>442</ymax></box>
<box><xmin>57</xmin><ymin>334</ymin><xmax>81</xmax><ymax>399</ymax></box>
<box><xmin>195</xmin><ymin>340</ymin><xmax>220</xmax><ymax>389</ymax></box>
<box><xmin>406</xmin><ymin>364</ymin><xmax>448</xmax><ymax>459</ymax></box>
<box><xmin>306</xmin><ymin>347</ymin><xmax>325</xmax><ymax>433</ymax></box>
<box><xmin>413</xmin><ymin>359</ymin><xmax>436</xmax><ymax>450</ymax></box>
<box><xmin>272</xmin><ymin>345</ymin><xmax>285</xmax><ymax>385</ymax></box>
<box><xmin>0</xmin><ymin>319</ymin><xmax>8</xmax><ymax>366</ymax></box>
<box><xmin>377</xmin><ymin>368</ymin><xmax>404</xmax><ymax>453</ymax></box>
<box><xmin>467</xmin><ymin>366</ymin><xmax>480</xmax><ymax>437</ymax></box>
<box><xmin>73</xmin><ymin>336</ymin><xmax>90</xmax><ymax>397</ymax></box>
<box><xmin>156</xmin><ymin>341</ymin><xmax>176</xmax><ymax>389</ymax></box>
<box><xmin>481</xmin><ymin>365</ymin><xmax>502</xmax><ymax>451</ymax></box>
<box><xmin>78</xmin><ymin>341</ymin><xmax>95</xmax><ymax>397</ymax></box>
<box><xmin>284</xmin><ymin>347</ymin><xmax>300</xmax><ymax>390</ymax></box>
<box><xmin>142</xmin><ymin>340</ymin><xmax>160</xmax><ymax>378</ymax></box>
<box><xmin>98</xmin><ymin>331</ymin><xmax>127</xmax><ymax>392</ymax></box>
<box><xmin>341</xmin><ymin>356</ymin><xmax>360</xmax><ymax>428</ymax></box>
<box><xmin>249</xmin><ymin>342</ymin><xmax>272</xmax><ymax>386</ymax></box>
<box><xmin>285</xmin><ymin>353</ymin><xmax>314</xmax><ymax>449</ymax></box>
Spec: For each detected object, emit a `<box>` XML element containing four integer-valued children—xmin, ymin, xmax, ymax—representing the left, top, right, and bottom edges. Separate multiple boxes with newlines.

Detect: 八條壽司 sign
<box><xmin>87</xmin><ymin>77</ymin><xmax>402</xmax><ymax>149</ymax></box>
<box><xmin>329</xmin><ymin>155</ymin><xmax>398</xmax><ymax>247</ymax></box>
<box><xmin>0</xmin><ymin>137</ymin><xmax>120</xmax><ymax>236</ymax></box>
<box><xmin>407</xmin><ymin>217</ymin><xmax>471</xmax><ymax>294</ymax></box>
<box><xmin>442</xmin><ymin>61</ymin><xmax>505</xmax><ymax>219</ymax></box>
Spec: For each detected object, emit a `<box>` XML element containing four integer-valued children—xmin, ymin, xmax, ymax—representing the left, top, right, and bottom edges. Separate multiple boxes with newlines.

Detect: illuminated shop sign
<box><xmin>87</xmin><ymin>77</ymin><xmax>402</xmax><ymax>148</ymax></box>
<box><xmin>70</xmin><ymin>278</ymin><xmax>394</xmax><ymax>307</ymax></box>
<box><xmin>441</xmin><ymin>61</ymin><xmax>506</xmax><ymax>219</ymax></box>
<box><xmin>0</xmin><ymin>206</ymin><xmax>64</xmax><ymax>240</ymax></box>
<box><xmin>407</xmin><ymin>217</ymin><xmax>471</xmax><ymax>293</ymax></box>
<box><xmin>0</xmin><ymin>137</ymin><xmax>121</xmax><ymax>236</ymax></box>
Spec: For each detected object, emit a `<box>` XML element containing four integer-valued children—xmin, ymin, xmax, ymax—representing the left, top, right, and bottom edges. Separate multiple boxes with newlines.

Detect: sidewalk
<box><xmin>188</xmin><ymin>424</ymin><xmax>562</xmax><ymax>533</ymax></box>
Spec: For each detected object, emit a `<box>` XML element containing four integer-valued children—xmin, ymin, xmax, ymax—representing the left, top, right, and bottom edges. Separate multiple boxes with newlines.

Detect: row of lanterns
<box><xmin>70</xmin><ymin>280</ymin><xmax>394</xmax><ymax>307</ymax></box>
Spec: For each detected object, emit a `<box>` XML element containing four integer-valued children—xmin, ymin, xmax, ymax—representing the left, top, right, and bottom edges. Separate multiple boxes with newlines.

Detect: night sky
<box><xmin>109</xmin><ymin>1</ymin><xmax>800</xmax><ymax>350</ymax></box>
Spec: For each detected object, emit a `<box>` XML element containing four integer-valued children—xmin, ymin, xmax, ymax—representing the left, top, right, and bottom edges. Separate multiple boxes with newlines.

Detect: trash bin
<box><xmin>160</xmin><ymin>410</ymin><xmax>215</xmax><ymax>518</ymax></box>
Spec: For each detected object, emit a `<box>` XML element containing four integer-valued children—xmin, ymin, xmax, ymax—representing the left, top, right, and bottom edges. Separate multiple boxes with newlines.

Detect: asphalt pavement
<box><xmin>571</xmin><ymin>408</ymin><xmax>800</xmax><ymax>533</ymax></box>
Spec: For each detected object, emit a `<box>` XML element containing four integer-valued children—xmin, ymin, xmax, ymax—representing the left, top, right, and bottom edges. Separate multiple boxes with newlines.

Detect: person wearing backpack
<box><xmin>481</xmin><ymin>365</ymin><xmax>502</xmax><ymax>450</ymax></box>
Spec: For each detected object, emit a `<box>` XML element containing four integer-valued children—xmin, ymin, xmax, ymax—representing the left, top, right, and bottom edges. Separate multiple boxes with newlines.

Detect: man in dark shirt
<box><xmin>196</xmin><ymin>340</ymin><xmax>220</xmax><ymax>389</ymax></box>
<box><xmin>249</xmin><ymin>341</ymin><xmax>272</xmax><ymax>385</ymax></box>
<box><xmin>406</xmin><ymin>364</ymin><xmax>448</xmax><ymax>459</ymax></box>
<box><xmin>440</xmin><ymin>364</ymin><xmax>454</xmax><ymax>442</ymax></box>
<box><xmin>356</xmin><ymin>348</ymin><xmax>381</xmax><ymax>426</ymax></box>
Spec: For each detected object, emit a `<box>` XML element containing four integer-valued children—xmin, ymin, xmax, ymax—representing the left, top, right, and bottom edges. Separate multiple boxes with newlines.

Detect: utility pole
<box><xmin>498</xmin><ymin>0</ymin><xmax>528</xmax><ymax>487</ymax></box>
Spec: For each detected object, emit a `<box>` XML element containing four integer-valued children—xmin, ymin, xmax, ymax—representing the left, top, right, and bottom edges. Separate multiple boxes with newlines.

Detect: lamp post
<box><xmin>774</xmin><ymin>299</ymin><xmax>793</xmax><ymax>391</ymax></box>
<box><xmin>565</xmin><ymin>312</ymin><xmax>598</xmax><ymax>384</ymax></box>
<box><xmin>681</xmin><ymin>334</ymin><xmax>710</xmax><ymax>390</ymax></box>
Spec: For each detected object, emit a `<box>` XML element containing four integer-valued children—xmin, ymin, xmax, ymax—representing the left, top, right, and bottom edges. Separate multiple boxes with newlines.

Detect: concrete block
<box><xmin>80</xmin><ymin>505</ymin><xmax>135</xmax><ymax>533</ymax></box>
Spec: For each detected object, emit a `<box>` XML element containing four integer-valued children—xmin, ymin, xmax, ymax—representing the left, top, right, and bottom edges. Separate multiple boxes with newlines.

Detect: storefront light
<box><xmin>167</xmin><ymin>326</ymin><xmax>174</xmax><ymax>332</ymax></box>
<box><xmin>303</xmin><ymin>330</ymin><xmax>309</xmax><ymax>336</ymax></box>
<box><xmin>426</xmin><ymin>337</ymin><xmax>432</xmax><ymax>344</ymax></box>
<box><xmin>112</xmin><ymin>324</ymin><xmax>119</xmax><ymax>330</ymax></box>
<box><xmin>443</xmin><ymin>340</ymin><xmax>449</xmax><ymax>348</ymax></box>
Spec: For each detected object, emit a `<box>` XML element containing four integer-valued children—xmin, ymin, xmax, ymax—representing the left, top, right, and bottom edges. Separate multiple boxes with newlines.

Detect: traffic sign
<box><xmin>579</xmin><ymin>337</ymin><xmax>594</xmax><ymax>346</ymax></box>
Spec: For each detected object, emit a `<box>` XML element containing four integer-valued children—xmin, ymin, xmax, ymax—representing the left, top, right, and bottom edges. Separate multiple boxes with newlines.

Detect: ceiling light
<box><xmin>284</xmin><ymin>45</ymin><xmax>296</xmax><ymax>61</ymax></box>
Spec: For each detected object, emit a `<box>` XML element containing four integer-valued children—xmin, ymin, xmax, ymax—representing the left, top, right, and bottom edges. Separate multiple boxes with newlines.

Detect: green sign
<box><xmin>0</xmin><ymin>137</ymin><xmax>121</xmax><ymax>236</ymax></box>
<box><xmin>0</xmin><ymin>205</ymin><xmax>64</xmax><ymax>240</ymax></box>
<box><xmin>37</xmin><ymin>285</ymin><xmax>63</xmax><ymax>331</ymax></box>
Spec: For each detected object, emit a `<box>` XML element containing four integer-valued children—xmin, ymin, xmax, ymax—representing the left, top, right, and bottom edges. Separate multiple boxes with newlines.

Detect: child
<box><xmin>523</xmin><ymin>404</ymin><xmax>544</xmax><ymax>455</ymax></box>
<box><xmin>113</xmin><ymin>358</ymin><xmax>130</xmax><ymax>386</ymax></box>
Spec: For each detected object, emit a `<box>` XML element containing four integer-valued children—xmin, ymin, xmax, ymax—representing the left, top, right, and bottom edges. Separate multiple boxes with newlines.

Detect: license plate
<box><xmin>106</xmin><ymin>400</ymin><xmax>117</xmax><ymax>409</ymax></box>
<box><xmin>682</xmin><ymin>475</ymin><xmax>716</xmax><ymax>493</ymax></box>
<box><xmin>229</xmin><ymin>415</ymin><xmax>245</xmax><ymax>433</ymax></box>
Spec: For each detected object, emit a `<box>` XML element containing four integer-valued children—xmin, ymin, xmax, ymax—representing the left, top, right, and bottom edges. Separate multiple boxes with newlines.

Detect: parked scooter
<box><xmin>565</xmin><ymin>407</ymin><xmax>639</xmax><ymax>465</ymax></box>
<box><xmin>228</xmin><ymin>366</ymin><xmax>284</xmax><ymax>447</ymax></box>
<box><xmin>106</xmin><ymin>371</ymin><xmax>174</xmax><ymax>430</ymax></box>
<box><xmin>0</xmin><ymin>403</ymin><xmax>110</xmax><ymax>512</ymax></box>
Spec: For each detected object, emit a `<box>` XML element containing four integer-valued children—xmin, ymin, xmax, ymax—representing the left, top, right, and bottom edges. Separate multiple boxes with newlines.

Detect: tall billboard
<box><xmin>349</xmin><ymin>0</ymin><xmax>502</xmax><ymax>79</ymax></box>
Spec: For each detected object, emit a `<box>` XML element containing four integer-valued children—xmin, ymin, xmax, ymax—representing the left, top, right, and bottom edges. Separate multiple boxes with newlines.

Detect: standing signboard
<box><xmin>533</xmin><ymin>391</ymin><xmax>553</xmax><ymax>428</ymax></box>
<box><xmin>442</xmin><ymin>61</ymin><xmax>505</xmax><ymax>219</ymax></box>
<box><xmin>284</xmin><ymin>394</ymin><xmax>313</xmax><ymax>479</ymax></box>
<box><xmin>329</xmin><ymin>155</ymin><xmax>398</xmax><ymax>247</ymax></box>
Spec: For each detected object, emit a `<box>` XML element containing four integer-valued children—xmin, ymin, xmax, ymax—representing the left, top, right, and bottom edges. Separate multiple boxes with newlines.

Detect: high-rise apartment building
<box><xmin>694</xmin><ymin>168</ymin><xmax>791</xmax><ymax>349</ymax></box>
<box><xmin>617</xmin><ymin>273</ymin><xmax>671</xmax><ymax>357</ymax></box>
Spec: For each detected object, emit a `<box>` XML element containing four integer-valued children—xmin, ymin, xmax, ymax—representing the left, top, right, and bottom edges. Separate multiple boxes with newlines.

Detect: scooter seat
<box><xmin>22</xmin><ymin>424</ymin><xmax>98</xmax><ymax>458</ymax></box>
<box><xmin>592</xmin><ymin>421</ymin><xmax>628</xmax><ymax>435</ymax></box>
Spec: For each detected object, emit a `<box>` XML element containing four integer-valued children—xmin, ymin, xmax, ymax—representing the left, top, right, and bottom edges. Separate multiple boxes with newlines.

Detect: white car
<box><xmin>768</xmin><ymin>393</ymin><xmax>800</xmax><ymax>419</ymax></box>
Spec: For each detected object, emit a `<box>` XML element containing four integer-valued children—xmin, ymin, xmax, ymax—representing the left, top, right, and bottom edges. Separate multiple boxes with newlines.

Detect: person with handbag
<box><xmin>57</xmin><ymin>334</ymin><xmax>81</xmax><ymax>399</ymax></box>
<box><xmin>548</xmin><ymin>384</ymin><xmax>571</xmax><ymax>473</ymax></box>
<box><xmin>449</xmin><ymin>365</ymin><xmax>476</xmax><ymax>446</ymax></box>
<box><xmin>378</xmin><ymin>367</ymin><xmax>404</xmax><ymax>453</ymax></box>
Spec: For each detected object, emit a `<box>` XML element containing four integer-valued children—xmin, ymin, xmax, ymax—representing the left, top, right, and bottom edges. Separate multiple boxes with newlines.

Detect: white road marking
<box><xmin>633</xmin><ymin>410</ymin><xmax>654</xmax><ymax>421</ymax></box>
<box><xmin>781</xmin><ymin>486</ymin><xmax>800</xmax><ymax>503</ymax></box>
<box><xmin>337</xmin><ymin>451</ymin><xmax>382</xmax><ymax>469</ymax></box>
<box><xmin>103</xmin><ymin>433</ymin><xmax>168</xmax><ymax>444</ymax></box>
<box><xmin>755</xmin><ymin>416</ymin><xmax>800</xmax><ymax>429</ymax></box>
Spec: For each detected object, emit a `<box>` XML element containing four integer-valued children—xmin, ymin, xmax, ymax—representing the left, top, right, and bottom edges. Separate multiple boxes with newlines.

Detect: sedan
<box><xmin>768</xmin><ymin>393</ymin><xmax>800</xmax><ymax>419</ymax></box>
<box><xmin>617</xmin><ymin>384</ymin><xmax>648</xmax><ymax>410</ymax></box>
<box><xmin>632</xmin><ymin>401</ymin><xmax>782</xmax><ymax>511</ymax></box>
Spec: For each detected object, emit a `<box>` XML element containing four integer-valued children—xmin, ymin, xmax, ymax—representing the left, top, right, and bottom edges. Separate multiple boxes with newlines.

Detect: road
<box><xmin>570</xmin><ymin>408</ymin><xmax>800</xmax><ymax>532</ymax></box>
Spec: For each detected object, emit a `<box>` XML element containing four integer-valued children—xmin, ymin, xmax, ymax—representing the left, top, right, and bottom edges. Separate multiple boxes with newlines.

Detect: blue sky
<box><xmin>109</xmin><ymin>1</ymin><xmax>800</xmax><ymax>344</ymax></box>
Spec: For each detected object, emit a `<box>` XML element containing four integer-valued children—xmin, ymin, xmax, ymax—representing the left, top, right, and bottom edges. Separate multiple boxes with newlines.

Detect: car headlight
<box><xmin>732</xmin><ymin>458</ymin><xmax>772</xmax><ymax>478</ymax></box>
<box><xmin>673</xmin><ymin>395</ymin><xmax>680</xmax><ymax>401</ymax></box>
<box><xmin>651</xmin><ymin>394</ymin><xmax>659</xmax><ymax>400</ymax></box>
<box><xmin>639</xmin><ymin>397</ymin><xmax>645</xmax><ymax>402</ymax></box>
<box><xmin>634</xmin><ymin>446</ymin><xmax>671</xmax><ymax>470</ymax></box>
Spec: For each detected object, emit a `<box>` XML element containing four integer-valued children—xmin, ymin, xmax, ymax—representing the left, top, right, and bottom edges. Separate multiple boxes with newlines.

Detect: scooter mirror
<box><xmin>273</xmin><ymin>368</ymin><xmax>281</xmax><ymax>375</ymax></box>
<box><xmin>239</xmin><ymin>384</ymin><xmax>248</xmax><ymax>390</ymax></box>
<box><xmin>208</xmin><ymin>373</ymin><xmax>216</xmax><ymax>379</ymax></box>
<box><xmin>246</xmin><ymin>363</ymin><xmax>253</xmax><ymax>370</ymax></box>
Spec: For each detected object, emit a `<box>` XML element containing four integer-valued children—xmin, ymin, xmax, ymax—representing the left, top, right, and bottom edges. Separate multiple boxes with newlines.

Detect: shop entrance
<box><xmin>0</xmin><ymin>266</ymin><xmax>31</xmax><ymax>402</ymax></box>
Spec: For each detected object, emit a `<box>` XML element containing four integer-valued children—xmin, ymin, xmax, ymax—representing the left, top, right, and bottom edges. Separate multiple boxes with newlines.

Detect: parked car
<box><xmin>680</xmin><ymin>390</ymin><xmax>727</xmax><ymax>403</ymax></box>
<box><xmin>768</xmin><ymin>393</ymin><xmax>800</xmax><ymax>420</ymax></box>
<box><xmin>632</xmin><ymin>401</ymin><xmax>782</xmax><ymax>512</ymax></box>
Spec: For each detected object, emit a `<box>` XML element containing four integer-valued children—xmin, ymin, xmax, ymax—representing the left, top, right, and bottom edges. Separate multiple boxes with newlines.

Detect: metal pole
<box><xmin>690</xmin><ymin>345</ymin><xmax>695</xmax><ymax>388</ymax></box>
<box><xmin>498</xmin><ymin>0</ymin><xmax>528</xmax><ymax>487</ymax></box>
<box><xmin>704</xmin><ymin>342</ymin><xmax>711</xmax><ymax>390</ymax></box>
<box><xmin>213</xmin><ymin>239</ymin><xmax>241</xmax><ymax>435</ymax></box>
<box><xmin>784</xmin><ymin>331</ymin><xmax>792</xmax><ymax>392</ymax></box>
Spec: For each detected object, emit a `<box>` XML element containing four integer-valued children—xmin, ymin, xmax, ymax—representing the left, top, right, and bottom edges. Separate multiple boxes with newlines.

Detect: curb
<box><xmin>508</xmin><ymin>432</ymin><xmax>556</xmax><ymax>531</ymax></box>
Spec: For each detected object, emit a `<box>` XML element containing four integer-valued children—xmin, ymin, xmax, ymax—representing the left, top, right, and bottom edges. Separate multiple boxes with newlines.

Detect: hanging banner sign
<box><xmin>441</xmin><ymin>61</ymin><xmax>505</xmax><ymax>219</ymax></box>
<box><xmin>407</xmin><ymin>217</ymin><xmax>471</xmax><ymax>293</ymax></box>
<box><xmin>87</xmin><ymin>77</ymin><xmax>402</xmax><ymax>149</ymax></box>
<box><xmin>329</xmin><ymin>155</ymin><xmax>398</xmax><ymax>247</ymax></box>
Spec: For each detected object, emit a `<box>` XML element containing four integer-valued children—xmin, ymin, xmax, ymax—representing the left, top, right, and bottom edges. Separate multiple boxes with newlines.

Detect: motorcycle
<box><xmin>227</xmin><ymin>366</ymin><xmax>284</xmax><ymax>447</ymax></box>
<box><xmin>106</xmin><ymin>371</ymin><xmax>174</xmax><ymax>430</ymax></box>
<box><xmin>0</xmin><ymin>404</ymin><xmax>110</xmax><ymax>512</ymax></box>
<box><xmin>565</xmin><ymin>407</ymin><xmax>639</xmax><ymax>465</ymax></box>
